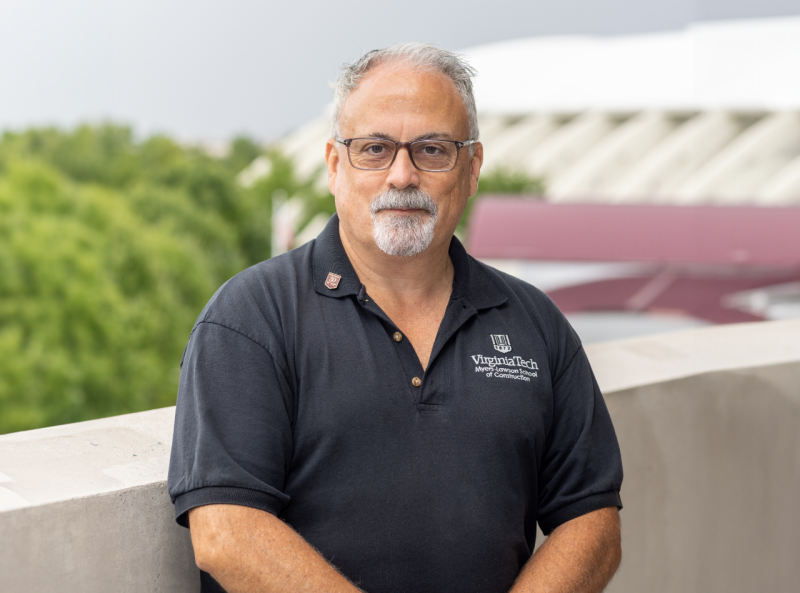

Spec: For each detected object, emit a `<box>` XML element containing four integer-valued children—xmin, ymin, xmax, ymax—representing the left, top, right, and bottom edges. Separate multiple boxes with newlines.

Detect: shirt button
<box><xmin>393</xmin><ymin>332</ymin><xmax>403</xmax><ymax>342</ymax></box>
<box><xmin>412</xmin><ymin>377</ymin><xmax>422</xmax><ymax>387</ymax></box>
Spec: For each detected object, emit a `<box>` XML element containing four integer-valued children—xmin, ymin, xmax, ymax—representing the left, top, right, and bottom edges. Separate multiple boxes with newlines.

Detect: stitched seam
<box><xmin>197</xmin><ymin>320</ymin><xmax>268</xmax><ymax>351</ymax></box>
<box><xmin>178</xmin><ymin>484</ymin><xmax>286</xmax><ymax>499</ymax></box>
<box><xmin>539</xmin><ymin>490</ymin><xmax>620</xmax><ymax>523</ymax></box>
<box><xmin>553</xmin><ymin>344</ymin><xmax>585</xmax><ymax>386</ymax></box>
<box><xmin>195</xmin><ymin>320</ymin><xmax>293</xmax><ymax>390</ymax></box>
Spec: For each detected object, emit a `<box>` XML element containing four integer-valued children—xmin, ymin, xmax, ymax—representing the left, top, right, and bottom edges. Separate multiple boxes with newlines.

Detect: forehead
<box><xmin>338</xmin><ymin>62</ymin><xmax>469</xmax><ymax>138</ymax></box>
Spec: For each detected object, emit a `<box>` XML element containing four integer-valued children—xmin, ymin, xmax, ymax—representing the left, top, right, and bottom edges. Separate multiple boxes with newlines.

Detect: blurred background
<box><xmin>2</xmin><ymin>0</ymin><xmax>800</xmax><ymax>434</ymax></box>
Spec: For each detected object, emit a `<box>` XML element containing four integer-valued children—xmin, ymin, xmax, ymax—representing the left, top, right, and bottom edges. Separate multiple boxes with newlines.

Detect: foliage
<box><xmin>0</xmin><ymin>125</ymin><xmax>330</xmax><ymax>434</ymax></box>
<box><xmin>458</xmin><ymin>166</ymin><xmax>545</xmax><ymax>236</ymax></box>
<box><xmin>0</xmin><ymin>162</ymin><xmax>217</xmax><ymax>430</ymax></box>
<box><xmin>476</xmin><ymin>167</ymin><xmax>546</xmax><ymax>197</ymax></box>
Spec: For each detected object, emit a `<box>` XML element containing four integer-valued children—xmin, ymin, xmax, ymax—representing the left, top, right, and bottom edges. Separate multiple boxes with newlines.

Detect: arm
<box><xmin>189</xmin><ymin>504</ymin><xmax>363</xmax><ymax>593</ymax></box>
<box><xmin>510</xmin><ymin>507</ymin><xmax>621</xmax><ymax>593</ymax></box>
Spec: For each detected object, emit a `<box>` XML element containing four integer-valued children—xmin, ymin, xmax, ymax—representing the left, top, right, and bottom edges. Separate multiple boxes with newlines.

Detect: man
<box><xmin>169</xmin><ymin>43</ymin><xmax>623</xmax><ymax>593</ymax></box>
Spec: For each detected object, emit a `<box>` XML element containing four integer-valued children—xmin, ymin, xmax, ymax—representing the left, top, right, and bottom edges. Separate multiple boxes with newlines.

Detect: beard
<box><xmin>370</xmin><ymin>187</ymin><xmax>439</xmax><ymax>257</ymax></box>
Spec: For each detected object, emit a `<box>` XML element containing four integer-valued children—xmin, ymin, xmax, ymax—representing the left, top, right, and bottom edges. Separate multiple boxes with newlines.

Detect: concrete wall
<box><xmin>0</xmin><ymin>408</ymin><xmax>198</xmax><ymax>592</ymax></box>
<box><xmin>1</xmin><ymin>320</ymin><xmax>799</xmax><ymax>592</ymax></box>
<box><xmin>586</xmin><ymin>321</ymin><xmax>800</xmax><ymax>593</ymax></box>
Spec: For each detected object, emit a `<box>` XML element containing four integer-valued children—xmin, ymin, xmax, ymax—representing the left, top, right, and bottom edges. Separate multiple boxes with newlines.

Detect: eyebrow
<box><xmin>363</xmin><ymin>132</ymin><xmax>457</xmax><ymax>142</ymax></box>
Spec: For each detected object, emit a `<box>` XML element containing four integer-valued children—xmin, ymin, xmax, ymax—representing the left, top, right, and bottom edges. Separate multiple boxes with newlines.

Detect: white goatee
<box><xmin>370</xmin><ymin>188</ymin><xmax>439</xmax><ymax>257</ymax></box>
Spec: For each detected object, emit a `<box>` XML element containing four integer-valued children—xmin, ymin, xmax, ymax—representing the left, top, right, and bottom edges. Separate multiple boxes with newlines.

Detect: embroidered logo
<box><xmin>470</xmin><ymin>353</ymin><xmax>538</xmax><ymax>381</ymax></box>
<box><xmin>491</xmin><ymin>334</ymin><xmax>512</xmax><ymax>353</ymax></box>
<box><xmin>324</xmin><ymin>272</ymin><xmax>342</xmax><ymax>290</ymax></box>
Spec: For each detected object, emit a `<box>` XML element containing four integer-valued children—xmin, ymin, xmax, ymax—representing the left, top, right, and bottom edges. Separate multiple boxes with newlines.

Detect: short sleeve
<box><xmin>536</xmin><ymin>345</ymin><xmax>623</xmax><ymax>535</ymax></box>
<box><xmin>168</xmin><ymin>321</ymin><xmax>295</xmax><ymax>527</ymax></box>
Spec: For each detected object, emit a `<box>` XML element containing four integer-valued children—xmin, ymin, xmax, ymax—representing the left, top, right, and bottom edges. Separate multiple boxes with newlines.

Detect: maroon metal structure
<box><xmin>468</xmin><ymin>199</ymin><xmax>800</xmax><ymax>324</ymax></box>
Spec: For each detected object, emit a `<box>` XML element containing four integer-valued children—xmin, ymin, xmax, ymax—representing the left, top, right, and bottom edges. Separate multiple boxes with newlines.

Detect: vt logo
<box><xmin>490</xmin><ymin>334</ymin><xmax>512</xmax><ymax>353</ymax></box>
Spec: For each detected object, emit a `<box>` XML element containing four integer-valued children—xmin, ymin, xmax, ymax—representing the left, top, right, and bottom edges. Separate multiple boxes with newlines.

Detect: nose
<box><xmin>385</xmin><ymin>145</ymin><xmax>420</xmax><ymax>190</ymax></box>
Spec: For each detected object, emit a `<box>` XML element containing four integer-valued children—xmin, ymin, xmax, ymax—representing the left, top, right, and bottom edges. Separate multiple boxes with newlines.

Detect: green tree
<box><xmin>458</xmin><ymin>167</ymin><xmax>545</xmax><ymax>236</ymax></box>
<box><xmin>0</xmin><ymin>160</ymin><xmax>245</xmax><ymax>432</ymax></box>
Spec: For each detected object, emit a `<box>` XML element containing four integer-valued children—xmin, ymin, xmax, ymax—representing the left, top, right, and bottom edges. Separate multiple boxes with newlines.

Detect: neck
<box><xmin>339</xmin><ymin>225</ymin><xmax>454</xmax><ymax>306</ymax></box>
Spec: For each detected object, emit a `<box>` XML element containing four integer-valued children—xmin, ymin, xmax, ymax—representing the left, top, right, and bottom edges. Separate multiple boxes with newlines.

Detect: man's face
<box><xmin>326</xmin><ymin>62</ymin><xmax>482</xmax><ymax>258</ymax></box>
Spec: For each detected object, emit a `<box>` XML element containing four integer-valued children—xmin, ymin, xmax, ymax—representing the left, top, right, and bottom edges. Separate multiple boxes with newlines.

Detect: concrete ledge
<box><xmin>0</xmin><ymin>408</ymin><xmax>197</xmax><ymax>592</ymax></box>
<box><xmin>0</xmin><ymin>407</ymin><xmax>176</xmax><ymax>511</ymax></box>
<box><xmin>0</xmin><ymin>482</ymin><xmax>198</xmax><ymax>592</ymax></box>
<box><xmin>586</xmin><ymin>318</ymin><xmax>800</xmax><ymax>393</ymax></box>
<box><xmin>603</xmin><ymin>360</ymin><xmax>800</xmax><ymax>593</ymax></box>
<box><xmin>584</xmin><ymin>321</ymin><xmax>800</xmax><ymax>592</ymax></box>
<box><xmin>1</xmin><ymin>320</ymin><xmax>799</xmax><ymax>592</ymax></box>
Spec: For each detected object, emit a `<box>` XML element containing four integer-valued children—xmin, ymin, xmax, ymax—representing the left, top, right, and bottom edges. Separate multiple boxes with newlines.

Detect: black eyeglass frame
<box><xmin>335</xmin><ymin>137</ymin><xmax>478</xmax><ymax>172</ymax></box>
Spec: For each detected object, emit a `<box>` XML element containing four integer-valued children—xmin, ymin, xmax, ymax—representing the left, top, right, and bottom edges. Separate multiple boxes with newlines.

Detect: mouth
<box><xmin>378</xmin><ymin>207</ymin><xmax>430</xmax><ymax>215</ymax></box>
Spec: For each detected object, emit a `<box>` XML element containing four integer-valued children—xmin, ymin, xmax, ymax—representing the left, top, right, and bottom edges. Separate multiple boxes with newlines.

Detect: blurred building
<box><xmin>275</xmin><ymin>17</ymin><xmax>800</xmax><ymax>206</ymax></box>
<box><xmin>256</xmin><ymin>15</ymin><xmax>800</xmax><ymax>341</ymax></box>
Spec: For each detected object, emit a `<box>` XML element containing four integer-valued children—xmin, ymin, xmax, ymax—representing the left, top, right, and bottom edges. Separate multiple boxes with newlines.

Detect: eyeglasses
<box><xmin>335</xmin><ymin>137</ymin><xmax>477</xmax><ymax>172</ymax></box>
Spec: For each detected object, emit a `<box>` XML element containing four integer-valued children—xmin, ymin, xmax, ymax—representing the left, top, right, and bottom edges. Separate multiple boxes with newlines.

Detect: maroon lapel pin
<box><xmin>325</xmin><ymin>272</ymin><xmax>342</xmax><ymax>290</ymax></box>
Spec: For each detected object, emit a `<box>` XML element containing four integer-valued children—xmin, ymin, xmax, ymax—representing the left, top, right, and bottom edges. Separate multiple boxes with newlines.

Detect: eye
<box><xmin>412</xmin><ymin>142</ymin><xmax>450</xmax><ymax>158</ymax></box>
<box><xmin>367</xmin><ymin>144</ymin><xmax>386</xmax><ymax>154</ymax></box>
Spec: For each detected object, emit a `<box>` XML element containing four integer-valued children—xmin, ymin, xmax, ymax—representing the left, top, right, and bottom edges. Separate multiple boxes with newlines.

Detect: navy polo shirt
<box><xmin>168</xmin><ymin>213</ymin><xmax>622</xmax><ymax>593</ymax></box>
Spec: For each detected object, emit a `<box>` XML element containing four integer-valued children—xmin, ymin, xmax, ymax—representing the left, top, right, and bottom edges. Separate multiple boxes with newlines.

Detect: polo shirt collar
<box><xmin>449</xmin><ymin>229</ymin><xmax>508</xmax><ymax>311</ymax></box>
<box><xmin>312</xmin><ymin>213</ymin><xmax>507</xmax><ymax>311</ymax></box>
<box><xmin>312</xmin><ymin>213</ymin><xmax>364</xmax><ymax>298</ymax></box>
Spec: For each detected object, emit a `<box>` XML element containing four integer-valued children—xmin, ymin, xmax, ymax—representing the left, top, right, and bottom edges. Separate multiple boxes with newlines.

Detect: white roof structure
<box><xmin>272</xmin><ymin>17</ymin><xmax>800</xmax><ymax>205</ymax></box>
<box><xmin>465</xmin><ymin>16</ymin><xmax>800</xmax><ymax>113</ymax></box>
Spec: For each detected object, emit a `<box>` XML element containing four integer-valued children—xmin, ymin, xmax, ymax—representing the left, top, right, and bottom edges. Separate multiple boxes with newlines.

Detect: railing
<box><xmin>2</xmin><ymin>319</ymin><xmax>799</xmax><ymax>593</ymax></box>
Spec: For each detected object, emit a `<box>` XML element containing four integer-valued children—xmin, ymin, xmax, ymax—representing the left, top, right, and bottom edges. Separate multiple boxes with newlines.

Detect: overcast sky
<box><xmin>1</xmin><ymin>0</ymin><xmax>799</xmax><ymax>142</ymax></box>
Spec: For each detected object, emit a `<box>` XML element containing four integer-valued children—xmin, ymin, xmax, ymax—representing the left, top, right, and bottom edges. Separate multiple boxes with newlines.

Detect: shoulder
<box><xmin>191</xmin><ymin>243</ymin><xmax>315</xmax><ymax>344</ymax></box>
<box><xmin>469</xmin><ymin>255</ymin><xmax>567</xmax><ymax>325</ymax></box>
<box><xmin>469</xmin><ymin>255</ymin><xmax>583</xmax><ymax>370</ymax></box>
<box><xmin>473</xmin><ymin>258</ymin><xmax>555</xmax><ymax>310</ymax></box>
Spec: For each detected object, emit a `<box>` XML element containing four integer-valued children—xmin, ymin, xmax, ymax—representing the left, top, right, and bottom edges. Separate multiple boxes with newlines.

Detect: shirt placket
<box><xmin>357</xmin><ymin>287</ymin><xmax>477</xmax><ymax>408</ymax></box>
<box><xmin>356</xmin><ymin>285</ymin><xmax>426</xmax><ymax>404</ymax></box>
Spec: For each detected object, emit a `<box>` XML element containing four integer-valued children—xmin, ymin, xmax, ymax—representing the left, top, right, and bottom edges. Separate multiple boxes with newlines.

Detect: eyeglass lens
<box><xmin>348</xmin><ymin>139</ymin><xmax>458</xmax><ymax>171</ymax></box>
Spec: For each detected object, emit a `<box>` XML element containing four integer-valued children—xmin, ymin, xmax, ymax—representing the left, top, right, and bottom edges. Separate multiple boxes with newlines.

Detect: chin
<box><xmin>373</xmin><ymin>221</ymin><xmax>436</xmax><ymax>257</ymax></box>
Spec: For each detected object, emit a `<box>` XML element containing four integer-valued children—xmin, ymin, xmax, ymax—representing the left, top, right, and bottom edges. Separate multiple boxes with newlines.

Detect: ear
<box><xmin>468</xmin><ymin>142</ymin><xmax>483</xmax><ymax>198</ymax></box>
<box><xmin>325</xmin><ymin>139</ymin><xmax>340</xmax><ymax>195</ymax></box>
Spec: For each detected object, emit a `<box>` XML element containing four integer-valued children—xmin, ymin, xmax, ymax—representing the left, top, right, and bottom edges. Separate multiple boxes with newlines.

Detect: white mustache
<box><xmin>370</xmin><ymin>188</ymin><xmax>438</xmax><ymax>216</ymax></box>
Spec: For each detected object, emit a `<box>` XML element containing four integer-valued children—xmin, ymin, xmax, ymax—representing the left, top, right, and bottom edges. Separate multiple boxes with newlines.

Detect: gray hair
<box><xmin>331</xmin><ymin>42</ymin><xmax>479</xmax><ymax>142</ymax></box>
